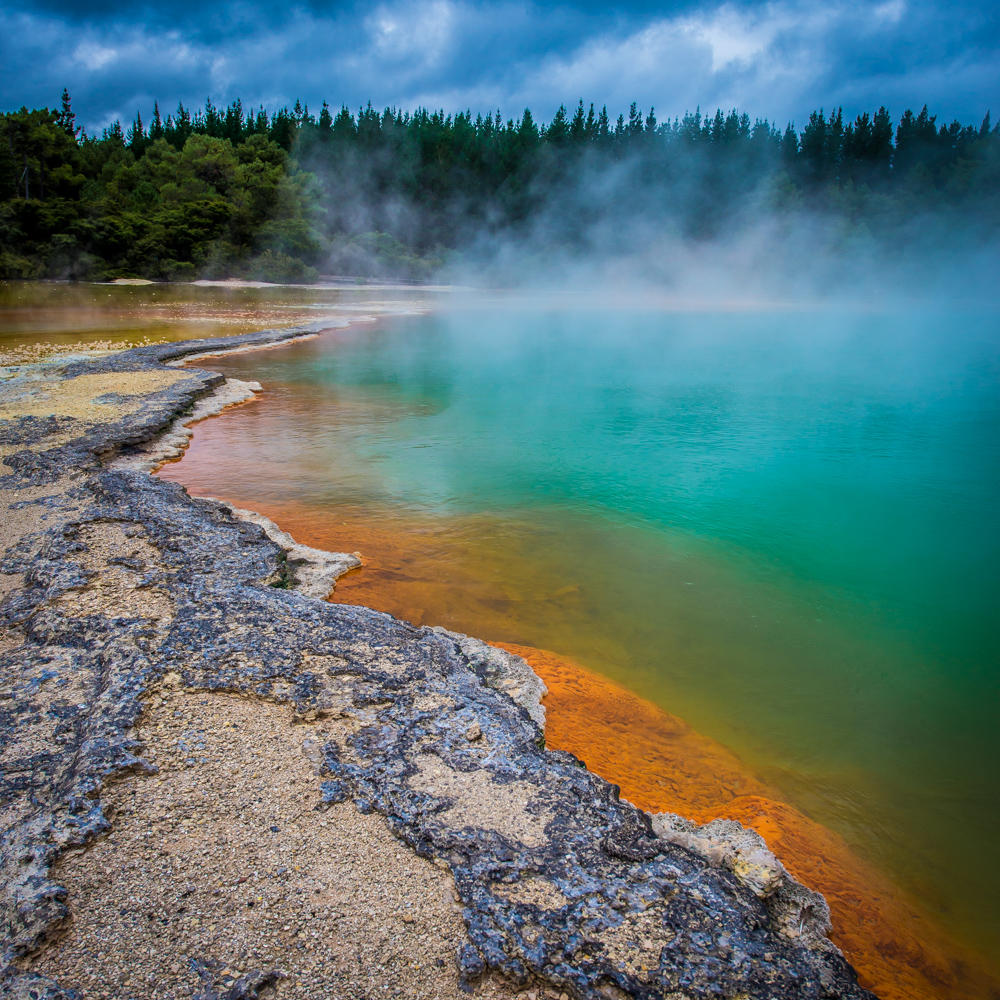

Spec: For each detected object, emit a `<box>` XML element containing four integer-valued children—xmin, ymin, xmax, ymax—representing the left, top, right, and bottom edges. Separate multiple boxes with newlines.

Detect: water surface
<box><xmin>158</xmin><ymin>300</ymin><xmax>1000</xmax><ymax>962</ymax></box>
<box><xmin>0</xmin><ymin>280</ymin><xmax>436</xmax><ymax>351</ymax></box>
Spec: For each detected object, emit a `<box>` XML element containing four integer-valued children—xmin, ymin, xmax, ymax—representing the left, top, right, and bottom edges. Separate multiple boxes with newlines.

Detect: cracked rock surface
<box><xmin>0</xmin><ymin>326</ymin><xmax>877</xmax><ymax>999</ymax></box>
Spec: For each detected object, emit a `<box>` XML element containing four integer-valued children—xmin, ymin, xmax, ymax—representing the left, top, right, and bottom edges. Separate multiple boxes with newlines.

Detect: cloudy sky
<box><xmin>2</xmin><ymin>0</ymin><xmax>997</xmax><ymax>132</ymax></box>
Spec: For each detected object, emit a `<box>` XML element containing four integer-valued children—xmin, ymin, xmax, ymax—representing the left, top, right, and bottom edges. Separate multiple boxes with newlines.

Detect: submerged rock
<box><xmin>0</xmin><ymin>325</ymin><xmax>877</xmax><ymax>999</ymax></box>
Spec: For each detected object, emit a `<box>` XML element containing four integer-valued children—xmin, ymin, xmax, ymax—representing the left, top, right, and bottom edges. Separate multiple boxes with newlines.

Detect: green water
<box><xmin>181</xmin><ymin>300</ymin><xmax>999</xmax><ymax>959</ymax></box>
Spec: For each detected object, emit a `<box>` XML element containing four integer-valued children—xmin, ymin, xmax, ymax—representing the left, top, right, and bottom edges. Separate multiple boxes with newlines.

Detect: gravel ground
<box><xmin>21</xmin><ymin>688</ymin><xmax>533</xmax><ymax>1000</ymax></box>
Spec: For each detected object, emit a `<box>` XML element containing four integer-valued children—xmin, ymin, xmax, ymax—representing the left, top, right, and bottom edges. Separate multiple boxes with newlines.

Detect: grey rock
<box><xmin>0</xmin><ymin>970</ymin><xmax>80</xmax><ymax>999</ymax></box>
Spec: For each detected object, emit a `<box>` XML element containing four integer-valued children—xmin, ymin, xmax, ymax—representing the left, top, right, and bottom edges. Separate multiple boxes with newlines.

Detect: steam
<box><xmin>295</xmin><ymin>115</ymin><xmax>1000</xmax><ymax>304</ymax></box>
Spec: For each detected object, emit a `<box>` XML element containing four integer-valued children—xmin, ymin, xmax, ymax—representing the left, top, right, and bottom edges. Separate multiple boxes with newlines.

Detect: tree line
<box><xmin>1</xmin><ymin>89</ymin><xmax>996</xmax><ymax>281</ymax></box>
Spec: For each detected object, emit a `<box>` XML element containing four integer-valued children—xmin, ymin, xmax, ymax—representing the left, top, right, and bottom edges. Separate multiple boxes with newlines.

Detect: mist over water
<box><xmin>295</xmin><ymin>103</ymin><xmax>1000</xmax><ymax>302</ymax></box>
<box><xmin>164</xmin><ymin>298</ymin><xmax>1000</xmax><ymax>961</ymax></box>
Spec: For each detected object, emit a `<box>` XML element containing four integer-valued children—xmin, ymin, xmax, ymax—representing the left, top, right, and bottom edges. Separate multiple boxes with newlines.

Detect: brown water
<box><xmin>0</xmin><ymin>280</ymin><xmax>441</xmax><ymax>353</ymax></box>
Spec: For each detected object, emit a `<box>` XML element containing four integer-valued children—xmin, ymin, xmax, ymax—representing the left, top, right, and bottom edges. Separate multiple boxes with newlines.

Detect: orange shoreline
<box><xmin>493</xmin><ymin>642</ymin><xmax>998</xmax><ymax>1000</ymax></box>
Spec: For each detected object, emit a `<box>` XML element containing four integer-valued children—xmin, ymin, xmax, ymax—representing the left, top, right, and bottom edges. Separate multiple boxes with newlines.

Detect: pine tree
<box><xmin>332</xmin><ymin>106</ymin><xmax>355</xmax><ymax>139</ymax></box>
<box><xmin>628</xmin><ymin>102</ymin><xmax>643</xmax><ymax>135</ymax></box>
<box><xmin>895</xmin><ymin>105</ymin><xmax>938</xmax><ymax>175</ymax></box>
<box><xmin>150</xmin><ymin>101</ymin><xmax>164</xmax><ymax>141</ymax></box>
<box><xmin>825</xmin><ymin>107</ymin><xmax>844</xmax><ymax>172</ymax></box>
<box><xmin>224</xmin><ymin>99</ymin><xmax>244</xmax><ymax>143</ymax></box>
<box><xmin>708</xmin><ymin>108</ymin><xmax>725</xmax><ymax>142</ymax></box>
<box><xmin>57</xmin><ymin>88</ymin><xmax>77</xmax><ymax>137</ymax></box>
<box><xmin>204</xmin><ymin>97</ymin><xmax>222</xmax><ymax>137</ymax></box>
<box><xmin>800</xmin><ymin>109</ymin><xmax>829</xmax><ymax>180</ymax></box>
<box><xmin>781</xmin><ymin>121</ymin><xmax>798</xmax><ymax>162</ymax></box>
<box><xmin>270</xmin><ymin>107</ymin><xmax>296</xmax><ymax>150</ymax></box>
<box><xmin>126</xmin><ymin>110</ymin><xmax>144</xmax><ymax>154</ymax></box>
<box><xmin>104</xmin><ymin>120</ymin><xmax>125</xmax><ymax>144</ymax></box>
<box><xmin>174</xmin><ymin>103</ymin><xmax>192</xmax><ymax>146</ymax></box>
<box><xmin>872</xmin><ymin>107</ymin><xmax>893</xmax><ymax>165</ymax></box>
<box><xmin>597</xmin><ymin>106</ymin><xmax>610</xmax><ymax>142</ymax></box>
<box><xmin>546</xmin><ymin>105</ymin><xmax>569</xmax><ymax>143</ymax></box>
<box><xmin>517</xmin><ymin>108</ymin><xmax>539</xmax><ymax>146</ymax></box>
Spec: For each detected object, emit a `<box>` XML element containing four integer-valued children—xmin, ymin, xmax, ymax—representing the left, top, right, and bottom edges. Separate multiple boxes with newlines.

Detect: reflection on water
<box><xmin>0</xmin><ymin>280</ymin><xmax>440</xmax><ymax>351</ymax></box>
<box><xmin>155</xmin><ymin>303</ymin><xmax>1000</xmax><ymax>988</ymax></box>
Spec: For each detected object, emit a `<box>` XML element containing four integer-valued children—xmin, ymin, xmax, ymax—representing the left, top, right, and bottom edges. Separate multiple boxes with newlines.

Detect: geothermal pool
<box><xmin>156</xmin><ymin>300</ymin><xmax>1000</xmax><ymax>977</ymax></box>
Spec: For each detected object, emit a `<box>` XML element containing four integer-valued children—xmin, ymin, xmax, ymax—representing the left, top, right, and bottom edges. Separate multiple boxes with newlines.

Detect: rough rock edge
<box><xmin>110</xmin><ymin>376</ymin><xmax>264</xmax><ymax>474</ymax></box>
<box><xmin>0</xmin><ymin>323</ymin><xmax>878</xmax><ymax>1000</ymax></box>
<box><xmin>164</xmin><ymin>330</ymin><xmax>335</xmax><ymax>368</ymax></box>
<box><xmin>429</xmin><ymin>628</ymin><xmax>547</xmax><ymax>731</ymax></box>
<box><xmin>650</xmin><ymin>814</ymin><xmax>836</xmax><ymax>954</ymax></box>
<box><xmin>111</xmin><ymin>329</ymin><xmax>363</xmax><ymax>600</ymax></box>
<box><xmin>113</xmin><ymin>364</ymin><xmax>537</xmax><ymax>703</ymax></box>
<box><xmin>212</xmin><ymin>500</ymin><xmax>361</xmax><ymax>600</ymax></box>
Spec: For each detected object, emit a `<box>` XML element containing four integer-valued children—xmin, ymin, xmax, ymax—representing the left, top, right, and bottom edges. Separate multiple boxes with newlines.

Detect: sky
<box><xmin>2</xmin><ymin>0</ymin><xmax>997</xmax><ymax>132</ymax></box>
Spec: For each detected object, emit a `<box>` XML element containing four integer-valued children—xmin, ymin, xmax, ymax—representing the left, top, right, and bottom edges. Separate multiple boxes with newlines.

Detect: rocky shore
<box><xmin>0</xmin><ymin>326</ymin><xmax>876</xmax><ymax>999</ymax></box>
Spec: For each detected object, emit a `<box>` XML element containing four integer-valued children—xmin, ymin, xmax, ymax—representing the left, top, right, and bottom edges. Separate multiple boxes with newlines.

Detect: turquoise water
<box><xmin>176</xmin><ymin>300</ymin><xmax>1000</xmax><ymax>958</ymax></box>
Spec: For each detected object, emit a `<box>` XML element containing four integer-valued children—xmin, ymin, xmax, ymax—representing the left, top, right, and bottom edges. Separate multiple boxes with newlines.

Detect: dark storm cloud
<box><xmin>2</xmin><ymin>0</ymin><xmax>997</xmax><ymax>131</ymax></box>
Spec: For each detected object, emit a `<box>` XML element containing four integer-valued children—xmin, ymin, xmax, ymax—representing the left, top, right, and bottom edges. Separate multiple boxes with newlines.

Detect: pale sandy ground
<box><xmin>23</xmin><ymin>688</ymin><xmax>538</xmax><ymax>1000</ymax></box>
